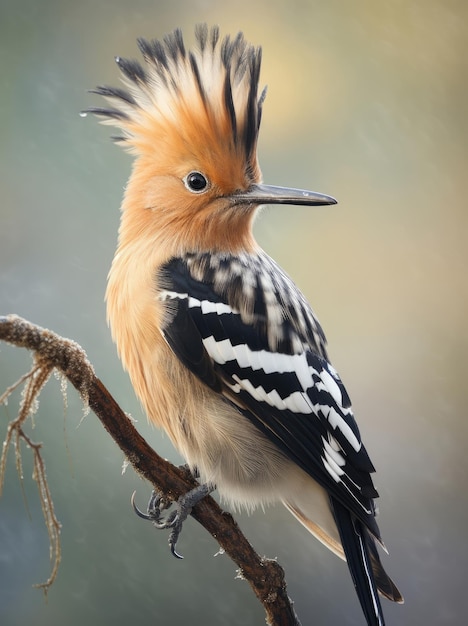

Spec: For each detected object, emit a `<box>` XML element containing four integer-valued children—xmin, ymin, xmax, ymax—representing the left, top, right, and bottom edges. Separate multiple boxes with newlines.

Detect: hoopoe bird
<box><xmin>86</xmin><ymin>24</ymin><xmax>403</xmax><ymax>625</ymax></box>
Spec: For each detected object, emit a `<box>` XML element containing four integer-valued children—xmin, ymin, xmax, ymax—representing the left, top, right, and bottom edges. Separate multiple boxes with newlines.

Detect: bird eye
<box><xmin>183</xmin><ymin>171</ymin><xmax>209</xmax><ymax>193</ymax></box>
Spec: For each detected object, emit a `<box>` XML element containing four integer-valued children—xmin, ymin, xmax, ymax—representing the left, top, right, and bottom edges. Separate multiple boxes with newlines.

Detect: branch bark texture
<box><xmin>0</xmin><ymin>314</ymin><xmax>300</xmax><ymax>626</ymax></box>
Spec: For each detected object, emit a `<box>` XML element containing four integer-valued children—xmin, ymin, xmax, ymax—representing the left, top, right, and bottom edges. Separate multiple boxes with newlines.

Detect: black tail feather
<box><xmin>365</xmin><ymin>531</ymin><xmax>404</xmax><ymax>604</ymax></box>
<box><xmin>332</xmin><ymin>498</ymin><xmax>385</xmax><ymax>626</ymax></box>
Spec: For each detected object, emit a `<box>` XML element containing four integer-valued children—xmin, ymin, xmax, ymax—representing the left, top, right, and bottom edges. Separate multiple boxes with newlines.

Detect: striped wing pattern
<box><xmin>157</xmin><ymin>252</ymin><xmax>381</xmax><ymax>538</ymax></box>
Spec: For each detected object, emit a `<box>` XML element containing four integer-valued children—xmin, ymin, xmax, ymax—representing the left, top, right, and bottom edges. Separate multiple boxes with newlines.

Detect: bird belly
<box><xmin>173</xmin><ymin>386</ymin><xmax>343</xmax><ymax>560</ymax></box>
<box><xmin>180</xmin><ymin>390</ymin><xmax>344</xmax><ymax>557</ymax></box>
<box><xmin>174</xmin><ymin>390</ymin><xmax>295</xmax><ymax>511</ymax></box>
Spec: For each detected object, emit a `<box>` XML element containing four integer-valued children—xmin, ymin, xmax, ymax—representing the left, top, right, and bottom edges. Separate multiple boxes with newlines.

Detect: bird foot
<box><xmin>131</xmin><ymin>482</ymin><xmax>212</xmax><ymax>559</ymax></box>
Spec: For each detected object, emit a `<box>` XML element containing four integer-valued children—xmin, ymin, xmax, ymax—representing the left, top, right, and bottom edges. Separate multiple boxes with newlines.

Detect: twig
<box><xmin>0</xmin><ymin>314</ymin><xmax>300</xmax><ymax>625</ymax></box>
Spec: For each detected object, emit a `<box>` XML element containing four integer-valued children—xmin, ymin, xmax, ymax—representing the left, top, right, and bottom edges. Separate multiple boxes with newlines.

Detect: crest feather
<box><xmin>85</xmin><ymin>24</ymin><xmax>266</xmax><ymax>172</ymax></box>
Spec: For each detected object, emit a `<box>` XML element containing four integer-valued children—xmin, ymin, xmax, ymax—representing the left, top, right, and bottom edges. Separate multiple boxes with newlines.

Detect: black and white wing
<box><xmin>157</xmin><ymin>251</ymin><xmax>380</xmax><ymax>535</ymax></box>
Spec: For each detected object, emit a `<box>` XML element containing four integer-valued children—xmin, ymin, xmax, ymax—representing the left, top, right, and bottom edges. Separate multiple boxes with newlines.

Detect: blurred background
<box><xmin>1</xmin><ymin>0</ymin><xmax>467</xmax><ymax>624</ymax></box>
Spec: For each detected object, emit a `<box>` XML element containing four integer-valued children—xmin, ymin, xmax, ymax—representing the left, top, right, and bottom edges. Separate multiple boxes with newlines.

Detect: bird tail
<box><xmin>331</xmin><ymin>498</ymin><xmax>403</xmax><ymax>626</ymax></box>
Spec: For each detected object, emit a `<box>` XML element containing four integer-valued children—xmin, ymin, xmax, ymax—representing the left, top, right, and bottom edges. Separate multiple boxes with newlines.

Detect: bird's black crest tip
<box><xmin>83</xmin><ymin>106</ymin><xmax>130</xmax><ymax>121</ymax></box>
<box><xmin>115</xmin><ymin>55</ymin><xmax>147</xmax><ymax>83</ymax></box>
<box><xmin>89</xmin><ymin>85</ymin><xmax>136</xmax><ymax>105</ymax></box>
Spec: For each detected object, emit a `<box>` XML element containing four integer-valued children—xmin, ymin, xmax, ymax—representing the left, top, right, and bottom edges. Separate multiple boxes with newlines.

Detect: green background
<box><xmin>1</xmin><ymin>1</ymin><xmax>466</xmax><ymax>624</ymax></box>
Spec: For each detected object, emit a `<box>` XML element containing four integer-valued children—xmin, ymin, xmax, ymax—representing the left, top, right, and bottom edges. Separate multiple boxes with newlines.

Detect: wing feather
<box><xmin>158</xmin><ymin>253</ymin><xmax>381</xmax><ymax>539</ymax></box>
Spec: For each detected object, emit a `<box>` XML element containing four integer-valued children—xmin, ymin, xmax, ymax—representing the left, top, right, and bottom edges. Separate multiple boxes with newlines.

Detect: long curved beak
<box><xmin>232</xmin><ymin>183</ymin><xmax>337</xmax><ymax>206</ymax></box>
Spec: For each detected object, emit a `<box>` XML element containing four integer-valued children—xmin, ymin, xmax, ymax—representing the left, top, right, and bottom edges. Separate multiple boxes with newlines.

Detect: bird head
<box><xmin>86</xmin><ymin>24</ymin><xmax>336</xmax><ymax>253</ymax></box>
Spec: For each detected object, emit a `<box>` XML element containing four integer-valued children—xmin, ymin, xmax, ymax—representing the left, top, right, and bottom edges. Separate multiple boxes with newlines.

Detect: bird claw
<box><xmin>131</xmin><ymin>489</ymin><xmax>172</xmax><ymax>527</ymax></box>
<box><xmin>131</xmin><ymin>482</ymin><xmax>212</xmax><ymax>559</ymax></box>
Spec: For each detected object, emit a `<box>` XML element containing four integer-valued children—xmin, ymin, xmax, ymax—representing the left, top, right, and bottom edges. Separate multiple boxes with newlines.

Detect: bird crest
<box><xmin>87</xmin><ymin>24</ymin><xmax>266</xmax><ymax>181</ymax></box>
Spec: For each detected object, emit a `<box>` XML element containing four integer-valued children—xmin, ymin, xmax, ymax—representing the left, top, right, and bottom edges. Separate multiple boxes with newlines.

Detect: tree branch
<box><xmin>0</xmin><ymin>314</ymin><xmax>300</xmax><ymax>625</ymax></box>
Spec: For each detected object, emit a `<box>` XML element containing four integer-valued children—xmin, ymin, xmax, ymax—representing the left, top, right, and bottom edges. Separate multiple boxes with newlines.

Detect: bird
<box><xmin>86</xmin><ymin>24</ymin><xmax>403</xmax><ymax>625</ymax></box>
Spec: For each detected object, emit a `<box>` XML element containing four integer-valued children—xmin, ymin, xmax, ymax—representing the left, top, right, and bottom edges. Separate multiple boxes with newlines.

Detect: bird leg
<box><xmin>131</xmin><ymin>481</ymin><xmax>213</xmax><ymax>559</ymax></box>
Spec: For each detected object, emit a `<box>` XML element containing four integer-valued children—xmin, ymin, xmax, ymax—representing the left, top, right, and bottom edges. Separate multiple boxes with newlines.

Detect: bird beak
<box><xmin>232</xmin><ymin>183</ymin><xmax>337</xmax><ymax>206</ymax></box>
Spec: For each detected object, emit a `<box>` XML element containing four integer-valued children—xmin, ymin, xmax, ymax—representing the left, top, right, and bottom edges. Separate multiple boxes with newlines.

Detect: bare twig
<box><xmin>0</xmin><ymin>354</ymin><xmax>61</xmax><ymax>594</ymax></box>
<box><xmin>0</xmin><ymin>314</ymin><xmax>300</xmax><ymax>625</ymax></box>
